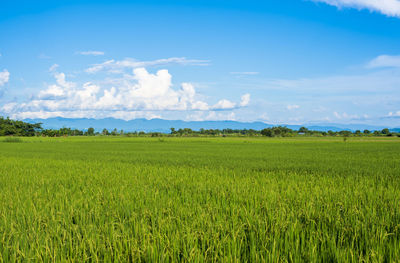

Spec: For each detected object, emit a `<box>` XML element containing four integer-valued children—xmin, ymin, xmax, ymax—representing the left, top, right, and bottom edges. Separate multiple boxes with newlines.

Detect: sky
<box><xmin>0</xmin><ymin>0</ymin><xmax>400</xmax><ymax>126</ymax></box>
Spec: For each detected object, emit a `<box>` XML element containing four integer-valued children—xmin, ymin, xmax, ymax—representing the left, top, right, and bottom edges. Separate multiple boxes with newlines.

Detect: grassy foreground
<box><xmin>0</xmin><ymin>137</ymin><xmax>399</xmax><ymax>262</ymax></box>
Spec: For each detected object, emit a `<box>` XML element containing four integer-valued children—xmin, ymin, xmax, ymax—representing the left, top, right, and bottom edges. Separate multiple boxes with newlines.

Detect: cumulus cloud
<box><xmin>0</xmin><ymin>70</ymin><xmax>10</xmax><ymax>86</ymax></box>
<box><xmin>2</xmin><ymin>68</ymin><xmax>249</xmax><ymax>119</ymax></box>
<box><xmin>209</xmin><ymin>94</ymin><xmax>250</xmax><ymax>110</ymax></box>
<box><xmin>287</xmin><ymin>104</ymin><xmax>300</xmax><ymax>110</ymax></box>
<box><xmin>313</xmin><ymin>0</ymin><xmax>400</xmax><ymax>18</ymax></box>
<box><xmin>37</xmin><ymin>70</ymin><xmax>76</xmax><ymax>100</ymax></box>
<box><xmin>367</xmin><ymin>55</ymin><xmax>400</xmax><ymax>68</ymax></box>
<box><xmin>240</xmin><ymin>94</ymin><xmax>251</xmax><ymax>107</ymax></box>
<box><xmin>38</xmin><ymin>85</ymin><xmax>66</xmax><ymax>100</ymax></box>
<box><xmin>77</xmin><ymin>51</ymin><xmax>105</xmax><ymax>56</ymax></box>
<box><xmin>213</xmin><ymin>99</ymin><xmax>236</xmax><ymax>110</ymax></box>
<box><xmin>86</xmin><ymin>57</ymin><xmax>210</xmax><ymax>74</ymax></box>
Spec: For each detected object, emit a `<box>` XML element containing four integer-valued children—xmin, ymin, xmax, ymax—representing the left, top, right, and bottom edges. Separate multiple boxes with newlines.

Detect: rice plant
<box><xmin>0</xmin><ymin>137</ymin><xmax>399</xmax><ymax>261</ymax></box>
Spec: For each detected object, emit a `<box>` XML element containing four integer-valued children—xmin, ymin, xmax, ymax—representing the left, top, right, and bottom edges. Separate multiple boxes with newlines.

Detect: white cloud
<box><xmin>333</xmin><ymin>111</ymin><xmax>360</xmax><ymax>120</ymax></box>
<box><xmin>230</xmin><ymin>72</ymin><xmax>259</xmax><ymax>75</ymax></box>
<box><xmin>77</xmin><ymin>51</ymin><xmax>105</xmax><ymax>56</ymax></box>
<box><xmin>333</xmin><ymin>111</ymin><xmax>342</xmax><ymax>119</ymax></box>
<box><xmin>49</xmin><ymin>64</ymin><xmax>59</xmax><ymax>72</ymax></box>
<box><xmin>86</xmin><ymin>57</ymin><xmax>210</xmax><ymax>74</ymax></box>
<box><xmin>210</xmin><ymin>93</ymin><xmax>250</xmax><ymax>110</ymax></box>
<box><xmin>2</xmin><ymin>68</ymin><xmax>248</xmax><ymax>119</ymax></box>
<box><xmin>38</xmin><ymin>85</ymin><xmax>66</xmax><ymax>99</ymax></box>
<box><xmin>213</xmin><ymin>99</ymin><xmax>236</xmax><ymax>110</ymax></box>
<box><xmin>387</xmin><ymin>111</ymin><xmax>400</xmax><ymax>117</ymax></box>
<box><xmin>367</xmin><ymin>55</ymin><xmax>400</xmax><ymax>68</ymax></box>
<box><xmin>287</xmin><ymin>104</ymin><xmax>300</xmax><ymax>110</ymax></box>
<box><xmin>313</xmin><ymin>0</ymin><xmax>400</xmax><ymax>18</ymax></box>
<box><xmin>240</xmin><ymin>94</ymin><xmax>251</xmax><ymax>107</ymax></box>
<box><xmin>0</xmin><ymin>70</ymin><xmax>10</xmax><ymax>86</ymax></box>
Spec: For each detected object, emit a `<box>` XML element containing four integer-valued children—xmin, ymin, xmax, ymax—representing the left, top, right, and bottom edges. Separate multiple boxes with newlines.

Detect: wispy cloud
<box><xmin>77</xmin><ymin>51</ymin><xmax>105</xmax><ymax>56</ymax></box>
<box><xmin>49</xmin><ymin>64</ymin><xmax>59</xmax><ymax>72</ymax></box>
<box><xmin>246</xmin><ymin>69</ymin><xmax>400</xmax><ymax>125</ymax></box>
<box><xmin>385</xmin><ymin>111</ymin><xmax>400</xmax><ymax>118</ymax></box>
<box><xmin>265</xmin><ymin>69</ymin><xmax>400</xmax><ymax>93</ymax></box>
<box><xmin>287</xmin><ymin>104</ymin><xmax>300</xmax><ymax>110</ymax></box>
<box><xmin>86</xmin><ymin>57</ymin><xmax>210</xmax><ymax>74</ymax></box>
<box><xmin>367</xmin><ymin>55</ymin><xmax>400</xmax><ymax>68</ymax></box>
<box><xmin>38</xmin><ymin>53</ymin><xmax>51</xmax><ymax>59</ymax></box>
<box><xmin>334</xmin><ymin>111</ymin><xmax>357</xmax><ymax>120</ymax></box>
<box><xmin>312</xmin><ymin>0</ymin><xmax>400</xmax><ymax>18</ymax></box>
<box><xmin>230</xmin><ymin>72</ymin><xmax>259</xmax><ymax>75</ymax></box>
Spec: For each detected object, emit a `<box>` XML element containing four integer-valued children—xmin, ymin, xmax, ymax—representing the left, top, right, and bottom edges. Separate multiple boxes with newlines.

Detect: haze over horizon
<box><xmin>1</xmin><ymin>0</ymin><xmax>400</xmax><ymax>127</ymax></box>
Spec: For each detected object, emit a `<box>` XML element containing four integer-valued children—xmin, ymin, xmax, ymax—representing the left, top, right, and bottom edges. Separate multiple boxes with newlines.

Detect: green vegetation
<box><xmin>1</xmin><ymin>116</ymin><xmax>400</xmax><ymax>137</ymax></box>
<box><xmin>0</xmin><ymin>117</ymin><xmax>41</xmax><ymax>136</ymax></box>
<box><xmin>0</xmin><ymin>137</ymin><xmax>399</xmax><ymax>261</ymax></box>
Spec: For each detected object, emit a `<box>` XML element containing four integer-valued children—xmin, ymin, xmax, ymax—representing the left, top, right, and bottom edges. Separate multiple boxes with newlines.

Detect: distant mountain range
<box><xmin>23</xmin><ymin>117</ymin><xmax>399</xmax><ymax>133</ymax></box>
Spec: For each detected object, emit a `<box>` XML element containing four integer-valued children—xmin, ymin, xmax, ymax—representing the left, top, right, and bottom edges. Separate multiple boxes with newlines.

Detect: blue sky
<box><xmin>1</xmin><ymin>0</ymin><xmax>400</xmax><ymax>126</ymax></box>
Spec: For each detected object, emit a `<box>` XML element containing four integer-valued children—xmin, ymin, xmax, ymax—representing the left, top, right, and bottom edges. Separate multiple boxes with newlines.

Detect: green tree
<box><xmin>381</xmin><ymin>128</ymin><xmax>390</xmax><ymax>135</ymax></box>
<box><xmin>339</xmin><ymin>130</ymin><xmax>352</xmax><ymax>137</ymax></box>
<box><xmin>261</xmin><ymin>128</ymin><xmax>274</xmax><ymax>137</ymax></box>
<box><xmin>87</xmin><ymin>127</ymin><xmax>95</xmax><ymax>136</ymax></box>
<box><xmin>299</xmin><ymin>127</ymin><xmax>309</xmax><ymax>134</ymax></box>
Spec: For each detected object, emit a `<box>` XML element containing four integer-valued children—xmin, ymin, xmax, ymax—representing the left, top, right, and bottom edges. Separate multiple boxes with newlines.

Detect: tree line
<box><xmin>0</xmin><ymin>116</ymin><xmax>399</xmax><ymax>137</ymax></box>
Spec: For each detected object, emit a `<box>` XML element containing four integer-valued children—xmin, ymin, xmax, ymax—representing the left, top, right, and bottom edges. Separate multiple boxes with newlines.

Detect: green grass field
<box><xmin>0</xmin><ymin>137</ymin><xmax>399</xmax><ymax>262</ymax></box>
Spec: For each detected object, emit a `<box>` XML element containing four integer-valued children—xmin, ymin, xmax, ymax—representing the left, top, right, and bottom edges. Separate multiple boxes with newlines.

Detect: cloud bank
<box><xmin>313</xmin><ymin>0</ymin><xmax>400</xmax><ymax>17</ymax></box>
<box><xmin>2</xmin><ymin>68</ymin><xmax>249</xmax><ymax>120</ymax></box>
<box><xmin>86</xmin><ymin>57</ymin><xmax>210</xmax><ymax>74</ymax></box>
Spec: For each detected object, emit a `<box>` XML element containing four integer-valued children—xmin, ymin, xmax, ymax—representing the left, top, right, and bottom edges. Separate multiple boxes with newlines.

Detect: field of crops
<box><xmin>0</xmin><ymin>137</ymin><xmax>399</xmax><ymax>261</ymax></box>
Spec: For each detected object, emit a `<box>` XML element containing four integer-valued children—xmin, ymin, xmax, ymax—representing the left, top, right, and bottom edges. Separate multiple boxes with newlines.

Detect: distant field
<box><xmin>0</xmin><ymin>137</ymin><xmax>399</xmax><ymax>261</ymax></box>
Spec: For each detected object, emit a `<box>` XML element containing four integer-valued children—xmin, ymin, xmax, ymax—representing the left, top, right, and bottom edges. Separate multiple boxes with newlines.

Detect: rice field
<box><xmin>0</xmin><ymin>137</ymin><xmax>399</xmax><ymax>262</ymax></box>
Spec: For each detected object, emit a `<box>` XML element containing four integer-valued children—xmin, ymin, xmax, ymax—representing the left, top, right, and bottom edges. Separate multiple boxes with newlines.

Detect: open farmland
<box><xmin>0</xmin><ymin>137</ymin><xmax>399</xmax><ymax>261</ymax></box>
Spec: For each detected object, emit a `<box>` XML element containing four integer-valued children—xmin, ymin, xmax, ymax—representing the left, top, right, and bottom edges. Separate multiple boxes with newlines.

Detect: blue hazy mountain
<box><xmin>23</xmin><ymin>117</ymin><xmax>398</xmax><ymax>133</ymax></box>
